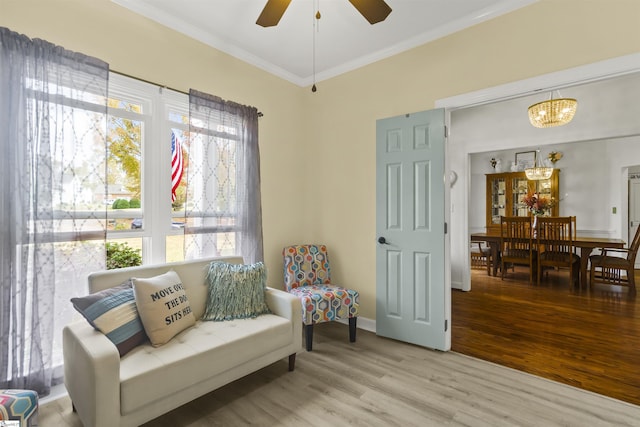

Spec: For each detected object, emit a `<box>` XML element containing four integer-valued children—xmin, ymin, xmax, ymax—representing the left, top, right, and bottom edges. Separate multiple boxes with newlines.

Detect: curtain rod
<box><xmin>111</xmin><ymin>69</ymin><xmax>264</xmax><ymax>117</ymax></box>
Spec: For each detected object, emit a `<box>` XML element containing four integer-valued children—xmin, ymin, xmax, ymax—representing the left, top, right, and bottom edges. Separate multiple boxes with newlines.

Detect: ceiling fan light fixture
<box><xmin>256</xmin><ymin>0</ymin><xmax>392</xmax><ymax>92</ymax></box>
<box><xmin>257</xmin><ymin>0</ymin><xmax>391</xmax><ymax>27</ymax></box>
<box><xmin>528</xmin><ymin>94</ymin><xmax>577</xmax><ymax>128</ymax></box>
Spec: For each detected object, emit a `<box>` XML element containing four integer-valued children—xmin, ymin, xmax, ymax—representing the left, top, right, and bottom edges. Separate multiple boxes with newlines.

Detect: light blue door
<box><xmin>375</xmin><ymin>109</ymin><xmax>448</xmax><ymax>350</ymax></box>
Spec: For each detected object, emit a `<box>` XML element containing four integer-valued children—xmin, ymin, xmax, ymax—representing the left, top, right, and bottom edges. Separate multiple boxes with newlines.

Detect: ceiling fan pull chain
<box><xmin>312</xmin><ymin>0</ymin><xmax>320</xmax><ymax>92</ymax></box>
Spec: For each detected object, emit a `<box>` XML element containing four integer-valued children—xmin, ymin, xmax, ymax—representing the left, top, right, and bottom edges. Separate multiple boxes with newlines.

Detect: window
<box><xmin>106</xmin><ymin>75</ymin><xmax>260</xmax><ymax>264</ymax></box>
<box><xmin>107</xmin><ymin>74</ymin><xmax>189</xmax><ymax>264</ymax></box>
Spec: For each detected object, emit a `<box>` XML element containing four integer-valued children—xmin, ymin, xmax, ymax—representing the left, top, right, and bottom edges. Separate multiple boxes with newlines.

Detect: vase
<box><xmin>532</xmin><ymin>215</ymin><xmax>538</xmax><ymax>238</ymax></box>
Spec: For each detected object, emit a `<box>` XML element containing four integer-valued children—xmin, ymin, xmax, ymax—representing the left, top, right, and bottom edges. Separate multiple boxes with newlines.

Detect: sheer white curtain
<box><xmin>0</xmin><ymin>27</ymin><xmax>109</xmax><ymax>394</ymax></box>
<box><xmin>185</xmin><ymin>90</ymin><xmax>263</xmax><ymax>264</ymax></box>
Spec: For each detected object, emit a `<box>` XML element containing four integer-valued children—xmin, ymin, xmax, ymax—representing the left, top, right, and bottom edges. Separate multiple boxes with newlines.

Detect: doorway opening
<box><xmin>438</xmin><ymin>55</ymin><xmax>640</xmax><ymax>405</ymax></box>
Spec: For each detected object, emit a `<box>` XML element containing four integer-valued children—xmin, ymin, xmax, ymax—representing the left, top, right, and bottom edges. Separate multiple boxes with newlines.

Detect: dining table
<box><xmin>470</xmin><ymin>232</ymin><xmax>625</xmax><ymax>288</ymax></box>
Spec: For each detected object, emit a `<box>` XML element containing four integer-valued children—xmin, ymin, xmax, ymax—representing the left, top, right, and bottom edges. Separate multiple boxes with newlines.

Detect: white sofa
<box><xmin>63</xmin><ymin>256</ymin><xmax>302</xmax><ymax>427</ymax></box>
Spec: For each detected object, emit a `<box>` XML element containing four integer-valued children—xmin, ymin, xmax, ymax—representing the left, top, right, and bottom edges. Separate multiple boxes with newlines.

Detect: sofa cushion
<box><xmin>202</xmin><ymin>262</ymin><xmax>271</xmax><ymax>321</ymax></box>
<box><xmin>70</xmin><ymin>281</ymin><xmax>147</xmax><ymax>357</ymax></box>
<box><xmin>119</xmin><ymin>314</ymin><xmax>292</xmax><ymax>414</ymax></box>
<box><xmin>132</xmin><ymin>271</ymin><xmax>196</xmax><ymax>347</ymax></box>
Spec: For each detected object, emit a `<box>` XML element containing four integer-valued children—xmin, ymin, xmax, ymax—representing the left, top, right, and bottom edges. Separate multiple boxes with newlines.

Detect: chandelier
<box><xmin>525</xmin><ymin>149</ymin><xmax>553</xmax><ymax>180</ymax></box>
<box><xmin>528</xmin><ymin>92</ymin><xmax>577</xmax><ymax>128</ymax></box>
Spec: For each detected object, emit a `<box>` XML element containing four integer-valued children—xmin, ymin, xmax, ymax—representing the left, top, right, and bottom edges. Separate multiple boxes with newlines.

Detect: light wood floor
<box><xmin>41</xmin><ymin>320</ymin><xmax>640</xmax><ymax>426</ymax></box>
<box><xmin>454</xmin><ymin>266</ymin><xmax>640</xmax><ymax>407</ymax></box>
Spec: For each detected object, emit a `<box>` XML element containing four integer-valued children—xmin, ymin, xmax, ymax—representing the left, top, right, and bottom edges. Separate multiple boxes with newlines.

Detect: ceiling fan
<box><xmin>256</xmin><ymin>0</ymin><xmax>392</xmax><ymax>27</ymax></box>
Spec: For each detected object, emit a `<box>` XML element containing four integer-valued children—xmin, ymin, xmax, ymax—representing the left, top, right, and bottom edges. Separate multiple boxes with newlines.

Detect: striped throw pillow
<box><xmin>71</xmin><ymin>281</ymin><xmax>147</xmax><ymax>356</ymax></box>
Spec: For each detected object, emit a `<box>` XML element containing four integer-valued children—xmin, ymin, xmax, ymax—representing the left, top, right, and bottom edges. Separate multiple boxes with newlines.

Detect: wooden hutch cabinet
<box><xmin>485</xmin><ymin>170</ymin><xmax>560</xmax><ymax>234</ymax></box>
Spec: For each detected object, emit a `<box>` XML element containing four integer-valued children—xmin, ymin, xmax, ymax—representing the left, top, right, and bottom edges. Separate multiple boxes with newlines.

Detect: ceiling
<box><xmin>111</xmin><ymin>0</ymin><xmax>536</xmax><ymax>87</ymax></box>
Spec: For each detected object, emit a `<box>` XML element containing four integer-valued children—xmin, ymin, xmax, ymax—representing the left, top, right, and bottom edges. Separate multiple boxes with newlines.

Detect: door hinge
<box><xmin>445</xmin><ymin>319</ymin><xmax>448</xmax><ymax>332</ymax></box>
<box><xmin>444</xmin><ymin>222</ymin><xmax>448</xmax><ymax>234</ymax></box>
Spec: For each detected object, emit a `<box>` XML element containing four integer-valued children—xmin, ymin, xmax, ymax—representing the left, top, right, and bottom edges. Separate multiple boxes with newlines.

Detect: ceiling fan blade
<box><xmin>348</xmin><ymin>0</ymin><xmax>392</xmax><ymax>24</ymax></box>
<box><xmin>256</xmin><ymin>0</ymin><xmax>292</xmax><ymax>27</ymax></box>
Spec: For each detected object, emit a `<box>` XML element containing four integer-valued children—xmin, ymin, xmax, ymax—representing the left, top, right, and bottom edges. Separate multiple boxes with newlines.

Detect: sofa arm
<box><xmin>265</xmin><ymin>287</ymin><xmax>302</xmax><ymax>327</ymax></box>
<box><xmin>63</xmin><ymin>321</ymin><xmax>122</xmax><ymax>427</ymax></box>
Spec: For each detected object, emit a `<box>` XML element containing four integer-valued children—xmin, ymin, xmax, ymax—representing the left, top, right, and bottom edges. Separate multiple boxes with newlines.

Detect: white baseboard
<box><xmin>40</xmin><ymin>383</ymin><xmax>68</xmax><ymax>405</ymax></box>
<box><xmin>337</xmin><ymin>316</ymin><xmax>376</xmax><ymax>333</ymax></box>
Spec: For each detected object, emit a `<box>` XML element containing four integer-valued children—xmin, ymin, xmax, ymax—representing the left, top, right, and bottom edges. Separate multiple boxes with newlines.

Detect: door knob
<box><xmin>378</xmin><ymin>237</ymin><xmax>388</xmax><ymax>244</ymax></box>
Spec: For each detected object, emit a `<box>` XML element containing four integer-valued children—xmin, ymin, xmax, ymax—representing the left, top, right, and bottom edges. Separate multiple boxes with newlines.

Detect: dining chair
<box><xmin>500</xmin><ymin>216</ymin><xmax>536</xmax><ymax>284</ymax></box>
<box><xmin>470</xmin><ymin>241</ymin><xmax>492</xmax><ymax>275</ymax></box>
<box><xmin>536</xmin><ymin>216</ymin><xmax>580</xmax><ymax>288</ymax></box>
<box><xmin>282</xmin><ymin>244</ymin><xmax>360</xmax><ymax>351</ymax></box>
<box><xmin>589</xmin><ymin>225</ymin><xmax>640</xmax><ymax>295</ymax></box>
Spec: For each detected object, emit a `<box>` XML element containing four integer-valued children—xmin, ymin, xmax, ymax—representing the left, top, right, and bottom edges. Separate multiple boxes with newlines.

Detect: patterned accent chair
<box><xmin>283</xmin><ymin>244</ymin><xmax>359</xmax><ymax>351</ymax></box>
<box><xmin>0</xmin><ymin>389</ymin><xmax>38</xmax><ymax>426</ymax></box>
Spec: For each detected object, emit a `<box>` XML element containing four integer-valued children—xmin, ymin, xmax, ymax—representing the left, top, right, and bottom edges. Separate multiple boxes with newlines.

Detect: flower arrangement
<box><xmin>522</xmin><ymin>192</ymin><xmax>555</xmax><ymax>216</ymax></box>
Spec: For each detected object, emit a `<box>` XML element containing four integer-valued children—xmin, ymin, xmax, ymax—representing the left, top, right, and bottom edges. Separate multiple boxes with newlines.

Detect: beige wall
<box><xmin>2</xmin><ymin>0</ymin><xmax>639</xmax><ymax>320</ymax></box>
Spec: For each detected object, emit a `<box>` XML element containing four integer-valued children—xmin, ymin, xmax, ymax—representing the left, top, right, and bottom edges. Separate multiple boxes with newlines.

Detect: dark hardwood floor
<box><xmin>452</xmin><ymin>265</ymin><xmax>640</xmax><ymax>406</ymax></box>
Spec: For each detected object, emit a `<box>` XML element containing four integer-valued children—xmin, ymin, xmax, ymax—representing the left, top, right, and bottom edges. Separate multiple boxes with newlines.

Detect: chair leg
<box><xmin>569</xmin><ymin>265</ymin><xmax>574</xmax><ymax>290</ymax></box>
<box><xmin>573</xmin><ymin>262</ymin><xmax>580</xmax><ymax>290</ymax></box>
<box><xmin>527</xmin><ymin>259</ymin><xmax>532</xmax><ymax>285</ymax></box>
<box><xmin>349</xmin><ymin>317</ymin><xmax>357</xmax><ymax>343</ymax></box>
<box><xmin>305</xmin><ymin>324</ymin><xmax>314</xmax><ymax>351</ymax></box>
<box><xmin>629</xmin><ymin>268</ymin><xmax>637</xmax><ymax>295</ymax></box>
<box><xmin>288</xmin><ymin>354</ymin><xmax>296</xmax><ymax>371</ymax></box>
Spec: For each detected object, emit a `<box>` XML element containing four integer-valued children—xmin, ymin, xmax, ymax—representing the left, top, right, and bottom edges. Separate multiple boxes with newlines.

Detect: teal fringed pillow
<box><xmin>203</xmin><ymin>261</ymin><xmax>271</xmax><ymax>321</ymax></box>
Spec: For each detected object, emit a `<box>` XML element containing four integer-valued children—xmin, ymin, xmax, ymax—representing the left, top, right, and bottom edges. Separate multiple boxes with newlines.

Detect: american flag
<box><xmin>171</xmin><ymin>131</ymin><xmax>184</xmax><ymax>202</ymax></box>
